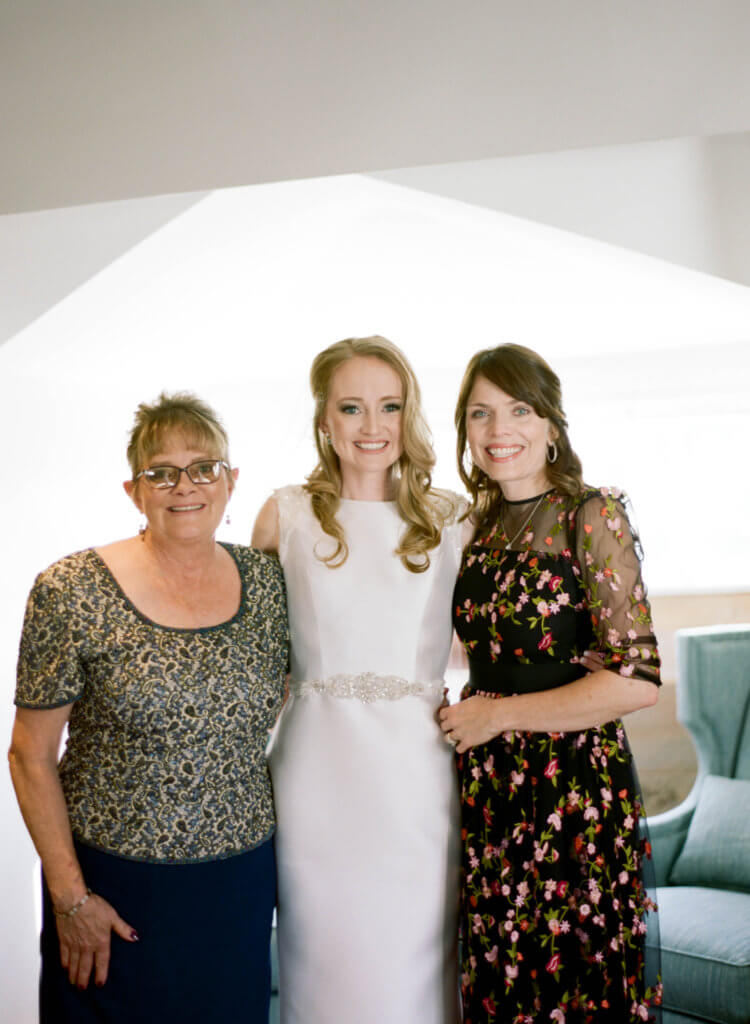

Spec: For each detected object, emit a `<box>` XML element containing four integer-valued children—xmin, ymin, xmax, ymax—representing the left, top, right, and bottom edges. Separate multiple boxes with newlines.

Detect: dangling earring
<box><xmin>138</xmin><ymin>518</ymin><xmax>147</xmax><ymax>540</ymax></box>
<box><xmin>547</xmin><ymin>441</ymin><xmax>558</xmax><ymax>464</ymax></box>
<box><xmin>225</xmin><ymin>511</ymin><xmax>232</xmax><ymax>526</ymax></box>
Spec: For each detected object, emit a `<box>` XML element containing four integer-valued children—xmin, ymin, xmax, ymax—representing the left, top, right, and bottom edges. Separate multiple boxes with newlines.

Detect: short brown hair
<box><xmin>126</xmin><ymin>391</ymin><xmax>230</xmax><ymax>478</ymax></box>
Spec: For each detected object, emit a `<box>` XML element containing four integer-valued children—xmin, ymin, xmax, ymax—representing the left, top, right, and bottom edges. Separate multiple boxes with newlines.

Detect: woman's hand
<box><xmin>434</xmin><ymin>686</ymin><xmax>450</xmax><ymax>727</ymax></box>
<box><xmin>580</xmin><ymin>649</ymin><xmax>605</xmax><ymax>673</ymax></box>
<box><xmin>9</xmin><ymin>707</ymin><xmax>138</xmax><ymax>988</ymax></box>
<box><xmin>56</xmin><ymin>893</ymin><xmax>139</xmax><ymax>989</ymax></box>
<box><xmin>439</xmin><ymin>696</ymin><xmax>502</xmax><ymax>754</ymax></box>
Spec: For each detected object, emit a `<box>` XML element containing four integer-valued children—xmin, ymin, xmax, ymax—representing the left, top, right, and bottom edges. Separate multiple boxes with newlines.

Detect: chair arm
<box><xmin>646</xmin><ymin>789</ymin><xmax>699</xmax><ymax>887</ymax></box>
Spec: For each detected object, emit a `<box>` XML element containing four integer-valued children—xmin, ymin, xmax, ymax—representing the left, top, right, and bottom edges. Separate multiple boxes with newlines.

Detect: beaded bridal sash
<box><xmin>290</xmin><ymin>672</ymin><xmax>444</xmax><ymax>704</ymax></box>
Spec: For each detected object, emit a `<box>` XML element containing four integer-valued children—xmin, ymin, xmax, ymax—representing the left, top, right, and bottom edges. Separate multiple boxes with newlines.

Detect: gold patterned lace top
<box><xmin>15</xmin><ymin>545</ymin><xmax>289</xmax><ymax>863</ymax></box>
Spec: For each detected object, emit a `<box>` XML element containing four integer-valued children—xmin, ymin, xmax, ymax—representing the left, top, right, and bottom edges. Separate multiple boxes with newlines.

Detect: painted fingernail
<box><xmin>130</xmin><ymin>930</ymin><xmax>140</xmax><ymax>941</ymax></box>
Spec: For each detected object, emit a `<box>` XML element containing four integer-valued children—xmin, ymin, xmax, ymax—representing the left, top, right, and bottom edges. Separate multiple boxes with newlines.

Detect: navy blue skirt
<box><xmin>40</xmin><ymin>837</ymin><xmax>276</xmax><ymax>1024</ymax></box>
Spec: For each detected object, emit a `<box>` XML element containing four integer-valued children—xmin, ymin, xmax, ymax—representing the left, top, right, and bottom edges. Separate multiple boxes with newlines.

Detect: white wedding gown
<box><xmin>268</xmin><ymin>486</ymin><xmax>463</xmax><ymax>1024</ymax></box>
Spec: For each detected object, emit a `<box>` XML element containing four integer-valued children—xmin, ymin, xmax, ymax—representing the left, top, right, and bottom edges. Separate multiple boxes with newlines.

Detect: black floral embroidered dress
<box><xmin>453</xmin><ymin>487</ymin><xmax>661</xmax><ymax>1024</ymax></box>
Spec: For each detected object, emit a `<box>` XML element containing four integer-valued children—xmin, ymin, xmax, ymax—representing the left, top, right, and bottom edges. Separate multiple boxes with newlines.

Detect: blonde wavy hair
<box><xmin>305</xmin><ymin>336</ymin><xmax>453</xmax><ymax>573</ymax></box>
<box><xmin>455</xmin><ymin>344</ymin><xmax>584</xmax><ymax>532</ymax></box>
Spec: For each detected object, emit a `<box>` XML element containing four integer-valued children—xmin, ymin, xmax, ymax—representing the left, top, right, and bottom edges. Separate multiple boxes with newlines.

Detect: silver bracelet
<box><xmin>53</xmin><ymin>887</ymin><xmax>93</xmax><ymax>919</ymax></box>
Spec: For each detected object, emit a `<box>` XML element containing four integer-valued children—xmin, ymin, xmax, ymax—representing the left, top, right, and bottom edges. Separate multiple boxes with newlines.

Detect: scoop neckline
<box><xmin>89</xmin><ymin>542</ymin><xmax>246</xmax><ymax>633</ymax></box>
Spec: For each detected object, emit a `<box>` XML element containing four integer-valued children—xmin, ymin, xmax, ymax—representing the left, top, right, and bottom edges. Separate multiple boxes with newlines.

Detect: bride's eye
<box><xmin>339</xmin><ymin>404</ymin><xmax>360</xmax><ymax>415</ymax></box>
<box><xmin>383</xmin><ymin>402</ymin><xmax>402</xmax><ymax>413</ymax></box>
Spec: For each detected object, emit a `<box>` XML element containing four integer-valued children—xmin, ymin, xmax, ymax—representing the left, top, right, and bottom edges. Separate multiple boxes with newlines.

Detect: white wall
<box><xmin>373</xmin><ymin>132</ymin><xmax>750</xmax><ymax>287</ymax></box>
<box><xmin>5</xmin><ymin>132</ymin><xmax>750</xmax><ymax>350</ymax></box>
<box><xmin>706</xmin><ymin>132</ymin><xmax>750</xmax><ymax>286</ymax></box>
<box><xmin>0</xmin><ymin>191</ymin><xmax>207</xmax><ymax>344</ymax></box>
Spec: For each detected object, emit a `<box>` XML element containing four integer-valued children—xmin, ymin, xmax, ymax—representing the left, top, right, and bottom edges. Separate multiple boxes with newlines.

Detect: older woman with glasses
<box><xmin>8</xmin><ymin>392</ymin><xmax>288</xmax><ymax>1024</ymax></box>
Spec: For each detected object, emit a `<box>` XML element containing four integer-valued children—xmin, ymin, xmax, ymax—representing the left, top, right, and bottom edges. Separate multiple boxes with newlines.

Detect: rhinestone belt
<box><xmin>290</xmin><ymin>672</ymin><xmax>444</xmax><ymax>704</ymax></box>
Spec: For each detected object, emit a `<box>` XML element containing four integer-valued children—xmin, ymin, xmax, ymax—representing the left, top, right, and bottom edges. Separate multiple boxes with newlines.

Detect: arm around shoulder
<box><xmin>252</xmin><ymin>495</ymin><xmax>280</xmax><ymax>553</ymax></box>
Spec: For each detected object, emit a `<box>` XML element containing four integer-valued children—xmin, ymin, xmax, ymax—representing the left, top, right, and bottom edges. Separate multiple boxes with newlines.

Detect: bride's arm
<box><xmin>460</xmin><ymin>516</ymin><xmax>475</xmax><ymax>548</ymax></box>
<box><xmin>252</xmin><ymin>496</ymin><xmax>280</xmax><ymax>552</ymax></box>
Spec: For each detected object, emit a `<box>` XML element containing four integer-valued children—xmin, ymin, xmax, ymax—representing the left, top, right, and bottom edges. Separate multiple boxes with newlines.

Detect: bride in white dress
<box><xmin>253</xmin><ymin>336</ymin><xmax>465</xmax><ymax>1024</ymax></box>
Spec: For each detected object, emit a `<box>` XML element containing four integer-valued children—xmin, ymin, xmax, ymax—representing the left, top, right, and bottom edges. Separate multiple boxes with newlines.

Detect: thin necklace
<box><xmin>500</xmin><ymin>492</ymin><xmax>546</xmax><ymax>550</ymax></box>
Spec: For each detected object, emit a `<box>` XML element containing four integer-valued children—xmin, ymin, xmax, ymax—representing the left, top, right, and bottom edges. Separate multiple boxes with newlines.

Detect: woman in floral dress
<box><xmin>439</xmin><ymin>344</ymin><xmax>662</xmax><ymax>1024</ymax></box>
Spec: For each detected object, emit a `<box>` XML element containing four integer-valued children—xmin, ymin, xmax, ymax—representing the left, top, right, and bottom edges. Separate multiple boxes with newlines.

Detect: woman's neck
<box><xmin>141</xmin><ymin>531</ymin><xmax>222</xmax><ymax>583</ymax></box>
<box><xmin>499</xmin><ymin>474</ymin><xmax>552</xmax><ymax>503</ymax></box>
<box><xmin>339</xmin><ymin>468</ymin><xmax>395</xmax><ymax>502</ymax></box>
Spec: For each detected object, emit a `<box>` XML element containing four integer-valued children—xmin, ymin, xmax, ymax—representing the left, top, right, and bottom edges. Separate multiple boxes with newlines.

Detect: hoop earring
<box><xmin>547</xmin><ymin>441</ymin><xmax>558</xmax><ymax>464</ymax></box>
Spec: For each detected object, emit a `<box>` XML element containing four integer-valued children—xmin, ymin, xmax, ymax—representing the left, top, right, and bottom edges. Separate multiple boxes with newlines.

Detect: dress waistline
<box><xmin>289</xmin><ymin>673</ymin><xmax>444</xmax><ymax>704</ymax></box>
<box><xmin>467</xmin><ymin>660</ymin><xmax>586</xmax><ymax>695</ymax></box>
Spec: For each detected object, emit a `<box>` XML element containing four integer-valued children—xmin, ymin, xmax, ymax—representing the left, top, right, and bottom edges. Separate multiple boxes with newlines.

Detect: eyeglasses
<box><xmin>134</xmin><ymin>459</ymin><xmax>230</xmax><ymax>489</ymax></box>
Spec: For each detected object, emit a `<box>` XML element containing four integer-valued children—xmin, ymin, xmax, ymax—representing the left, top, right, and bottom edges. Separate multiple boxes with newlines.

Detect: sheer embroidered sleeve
<box><xmin>574</xmin><ymin>488</ymin><xmax>661</xmax><ymax>685</ymax></box>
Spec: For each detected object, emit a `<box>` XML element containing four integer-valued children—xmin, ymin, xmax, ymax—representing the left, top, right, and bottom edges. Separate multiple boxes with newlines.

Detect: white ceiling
<box><xmin>3</xmin><ymin>1</ymin><xmax>750</xmax><ymax>214</ymax></box>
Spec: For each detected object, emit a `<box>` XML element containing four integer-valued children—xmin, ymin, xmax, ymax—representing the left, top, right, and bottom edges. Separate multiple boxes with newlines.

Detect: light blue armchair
<box><xmin>648</xmin><ymin>625</ymin><xmax>750</xmax><ymax>1024</ymax></box>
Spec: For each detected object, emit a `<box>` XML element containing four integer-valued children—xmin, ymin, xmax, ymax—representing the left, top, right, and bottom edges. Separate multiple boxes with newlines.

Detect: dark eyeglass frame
<box><xmin>133</xmin><ymin>459</ymin><xmax>231</xmax><ymax>489</ymax></box>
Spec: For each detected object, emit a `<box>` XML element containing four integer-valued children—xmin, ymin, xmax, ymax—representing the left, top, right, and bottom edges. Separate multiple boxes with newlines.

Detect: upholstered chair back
<box><xmin>654</xmin><ymin>625</ymin><xmax>750</xmax><ymax>1024</ymax></box>
<box><xmin>677</xmin><ymin>624</ymin><xmax>750</xmax><ymax>782</ymax></box>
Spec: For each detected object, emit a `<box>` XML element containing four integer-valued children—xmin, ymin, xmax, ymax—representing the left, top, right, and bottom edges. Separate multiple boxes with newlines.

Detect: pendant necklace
<box><xmin>500</xmin><ymin>492</ymin><xmax>546</xmax><ymax>550</ymax></box>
